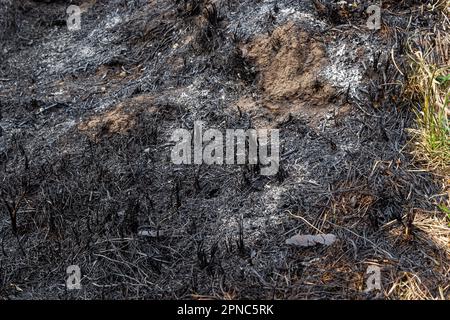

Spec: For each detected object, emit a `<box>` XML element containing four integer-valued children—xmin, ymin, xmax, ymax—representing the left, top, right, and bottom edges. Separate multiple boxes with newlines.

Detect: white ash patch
<box><xmin>218</xmin><ymin>185</ymin><xmax>286</xmax><ymax>244</ymax></box>
<box><xmin>78</xmin><ymin>45</ymin><xmax>96</xmax><ymax>59</ymax></box>
<box><xmin>321</xmin><ymin>42</ymin><xmax>364</xmax><ymax>99</ymax></box>
<box><xmin>156</xmin><ymin>78</ymin><xmax>214</xmax><ymax>114</ymax></box>
<box><xmin>260</xmin><ymin>184</ymin><xmax>288</xmax><ymax>215</ymax></box>
<box><xmin>90</xmin><ymin>99</ymin><xmax>117</xmax><ymax>113</ymax></box>
<box><xmin>225</xmin><ymin>1</ymin><xmax>271</xmax><ymax>36</ymax></box>
<box><xmin>104</xmin><ymin>14</ymin><xmax>123</xmax><ymax>30</ymax></box>
<box><xmin>282</xmin><ymin>161</ymin><xmax>311</xmax><ymax>183</ymax></box>
<box><xmin>322</xmin><ymin>35</ymin><xmax>380</xmax><ymax>99</ymax></box>
<box><xmin>227</xmin><ymin>0</ymin><xmax>326</xmax><ymax>37</ymax></box>
<box><xmin>219</xmin><ymin>212</ymin><xmax>284</xmax><ymax>245</ymax></box>
<box><xmin>339</xmin><ymin>140</ymin><xmax>360</xmax><ymax>153</ymax></box>
<box><xmin>38</xmin><ymin>34</ymin><xmax>99</xmax><ymax>76</ymax></box>
<box><xmin>277</xmin><ymin>7</ymin><xmax>327</xmax><ymax>30</ymax></box>
<box><xmin>10</xmin><ymin>11</ymin><xmax>126</xmax><ymax>79</ymax></box>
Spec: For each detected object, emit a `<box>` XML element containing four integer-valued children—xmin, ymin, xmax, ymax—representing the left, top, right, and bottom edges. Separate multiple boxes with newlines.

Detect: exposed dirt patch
<box><xmin>78</xmin><ymin>94</ymin><xmax>154</xmax><ymax>140</ymax></box>
<box><xmin>239</xmin><ymin>22</ymin><xmax>336</xmax><ymax>125</ymax></box>
<box><xmin>244</xmin><ymin>22</ymin><xmax>330</xmax><ymax>100</ymax></box>
<box><xmin>78</xmin><ymin>104</ymin><xmax>135</xmax><ymax>139</ymax></box>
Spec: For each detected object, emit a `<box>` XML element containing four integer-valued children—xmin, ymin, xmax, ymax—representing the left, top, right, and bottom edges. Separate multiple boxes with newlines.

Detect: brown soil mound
<box><xmin>78</xmin><ymin>106</ymin><xmax>135</xmax><ymax>139</ymax></box>
<box><xmin>239</xmin><ymin>22</ymin><xmax>336</xmax><ymax>125</ymax></box>
<box><xmin>78</xmin><ymin>94</ymin><xmax>154</xmax><ymax>140</ymax></box>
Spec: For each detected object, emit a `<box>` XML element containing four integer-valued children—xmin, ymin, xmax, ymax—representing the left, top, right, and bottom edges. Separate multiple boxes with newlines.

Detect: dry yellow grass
<box><xmin>396</xmin><ymin>3</ymin><xmax>450</xmax><ymax>300</ymax></box>
<box><xmin>405</xmin><ymin>30</ymin><xmax>449</xmax><ymax>174</ymax></box>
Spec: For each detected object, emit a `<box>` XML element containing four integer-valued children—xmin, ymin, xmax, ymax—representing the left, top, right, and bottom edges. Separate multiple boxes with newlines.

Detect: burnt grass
<box><xmin>0</xmin><ymin>0</ymin><xmax>448</xmax><ymax>299</ymax></box>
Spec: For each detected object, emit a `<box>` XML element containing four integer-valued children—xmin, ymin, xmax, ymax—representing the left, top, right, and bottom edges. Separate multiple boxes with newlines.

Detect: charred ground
<box><xmin>0</xmin><ymin>0</ymin><xmax>448</xmax><ymax>299</ymax></box>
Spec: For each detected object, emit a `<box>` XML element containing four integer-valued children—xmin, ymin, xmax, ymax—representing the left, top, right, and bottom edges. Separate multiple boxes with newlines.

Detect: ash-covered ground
<box><xmin>0</xmin><ymin>0</ymin><xmax>448</xmax><ymax>299</ymax></box>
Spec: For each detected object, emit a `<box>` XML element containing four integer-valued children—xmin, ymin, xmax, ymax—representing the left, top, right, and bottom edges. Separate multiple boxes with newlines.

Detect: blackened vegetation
<box><xmin>0</xmin><ymin>0</ymin><xmax>16</xmax><ymax>41</ymax></box>
<box><xmin>0</xmin><ymin>0</ymin><xmax>447</xmax><ymax>299</ymax></box>
<box><xmin>228</xmin><ymin>48</ymin><xmax>257</xmax><ymax>85</ymax></box>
